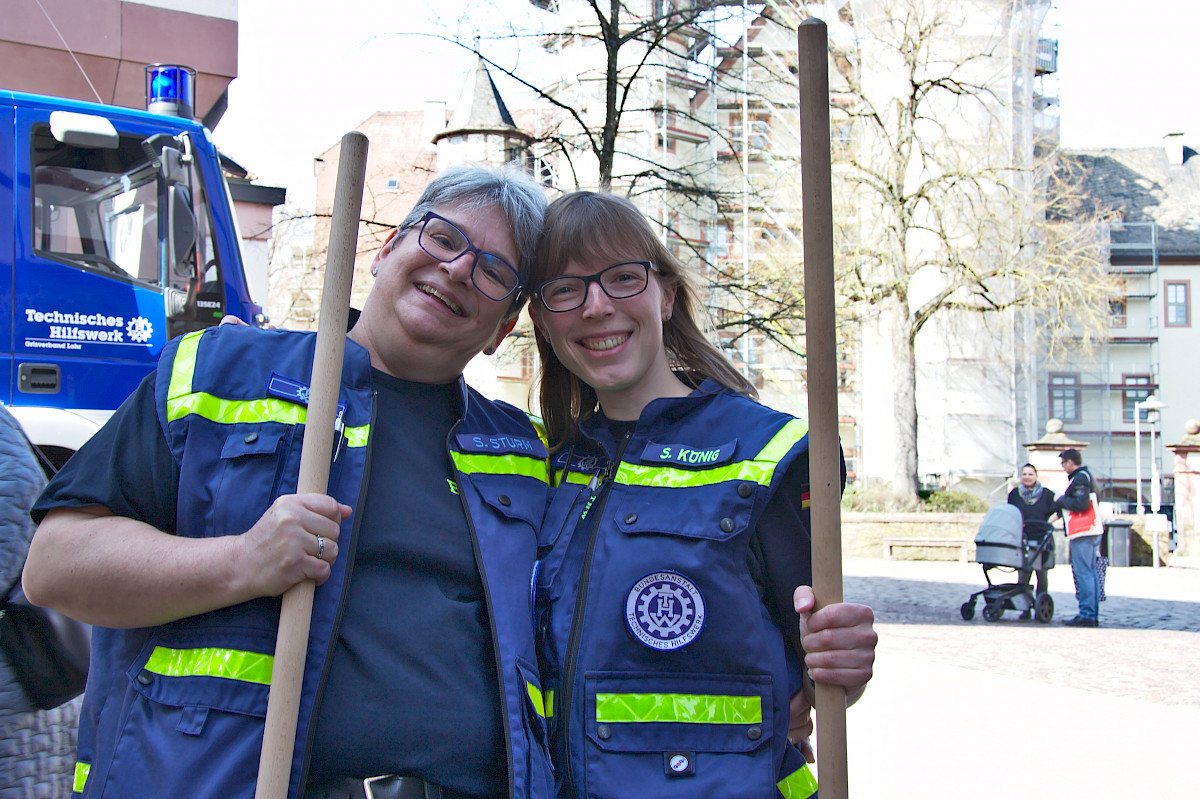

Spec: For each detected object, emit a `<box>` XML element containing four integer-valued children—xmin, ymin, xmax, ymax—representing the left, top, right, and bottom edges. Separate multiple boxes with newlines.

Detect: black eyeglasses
<box><xmin>416</xmin><ymin>212</ymin><xmax>523</xmax><ymax>302</ymax></box>
<box><xmin>535</xmin><ymin>261</ymin><xmax>658</xmax><ymax>312</ymax></box>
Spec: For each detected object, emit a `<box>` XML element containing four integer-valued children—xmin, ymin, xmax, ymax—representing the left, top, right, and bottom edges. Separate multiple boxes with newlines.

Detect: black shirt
<box><xmin>309</xmin><ymin>371</ymin><xmax>503</xmax><ymax>795</ymax></box>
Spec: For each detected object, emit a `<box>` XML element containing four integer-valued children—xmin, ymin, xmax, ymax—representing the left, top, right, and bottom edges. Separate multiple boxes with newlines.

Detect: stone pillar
<box><xmin>1024</xmin><ymin>420</ymin><xmax>1089</xmax><ymax>565</ymax></box>
<box><xmin>1166</xmin><ymin>420</ymin><xmax>1200</xmax><ymax>557</ymax></box>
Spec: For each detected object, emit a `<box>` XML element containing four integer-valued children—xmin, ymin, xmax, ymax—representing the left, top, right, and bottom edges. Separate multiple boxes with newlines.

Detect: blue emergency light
<box><xmin>145</xmin><ymin>64</ymin><xmax>196</xmax><ymax>119</ymax></box>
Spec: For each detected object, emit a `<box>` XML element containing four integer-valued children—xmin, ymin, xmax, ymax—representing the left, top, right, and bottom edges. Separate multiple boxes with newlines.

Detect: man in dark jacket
<box><xmin>1056</xmin><ymin>448</ymin><xmax>1102</xmax><ymax>627</ymax></box>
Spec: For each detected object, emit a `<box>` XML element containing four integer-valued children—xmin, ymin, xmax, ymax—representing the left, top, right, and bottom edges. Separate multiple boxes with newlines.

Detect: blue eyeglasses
<box><xmin>417</xmin><ymin>212</ymin><xmax>523</xmax><ymax>302</ymax></box>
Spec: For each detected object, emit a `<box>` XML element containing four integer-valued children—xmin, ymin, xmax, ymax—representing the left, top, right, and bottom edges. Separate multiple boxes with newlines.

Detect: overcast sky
<box><xmin>212</xmin><ymin>0</ymin><xmax>1200</xmax><ymax>203</ymax></box>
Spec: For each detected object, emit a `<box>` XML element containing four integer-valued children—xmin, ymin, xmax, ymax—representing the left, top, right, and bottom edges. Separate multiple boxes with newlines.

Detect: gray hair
<box><xmin>398</xmin><ymin>163</ymin><xmax>547</xmax><ymax>287</ymax></box>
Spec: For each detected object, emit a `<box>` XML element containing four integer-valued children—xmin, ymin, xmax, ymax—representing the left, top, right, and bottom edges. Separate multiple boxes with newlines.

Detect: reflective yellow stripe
<box><xmin>526</xmin><ymin>681</ymin><xmax>548</xmax><ymax>718</ymax></box>
<box><xmin>451</xmin><ymin>451</ymin><xmax>550</xmax><ymax>484</ymax></box>
<box><xmin>544</xmin><ymin>688</ymin><xmax>555</xmax><ymax>718</ymax></box>
<box><xmin>165</xmin><ymin>331</ymin><xmax>369</xmax><ymax>446</ymax></box>
<box><xmin>777</xmin><ymin>762</ymin><xmax>818</xmax><ymax>799</ymax></box>
<box><xmin>595</xmin><ymin>693</ymin><xmax>762</xmax><ymax>724</ymax></box>
<box><xmin>167</xmin><ymin>391</ymin><xmax>308</xmax><ymax>425</ymax></box>
<box><xmin>615</xmin><ymin>419</ymin><xmax>808</xmax><ymax>489</ymax></box>
<box><xmin>345</xmin><ymin>424</ymin><xmax>370</xmax><ymax>448</ymax></box>
<box><xmin>143</xmin><ymin>646</ymin><xmax>274</xmax><ymax>685</ymax></box>
<box><xmin>526</xmin><ymin>413</ymin><xmax>549</xmax><ymax>453</ymax></box>
<box><xmin>72</xmin><ymin>762</ymin><xmax>89</xmax><ymax>794</ymax></box>
<box><xmin>556</xmin><ymin>470</ymin><xmax>593</xmax><ymax>486</ymax></box>
<box><xmin>758</xmin><ymin>419</ymin><xmax>810</xmax><ymax>467</ymax></box>
<box><xmin>167</xmin><ymin>392</ymin><xmax>370</xmax><ymax>447</ymax></box>
<box><xmin>166</xmin><ymin>330</ymin><xmax>204</xmax><ymax>402</ymax></box>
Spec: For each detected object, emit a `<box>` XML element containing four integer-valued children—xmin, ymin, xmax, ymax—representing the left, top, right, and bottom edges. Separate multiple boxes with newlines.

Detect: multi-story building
<box><xmin>304</xmin><ymin>57</ymin><xmax>542</xmax><ymax>408</ymax></box>
<box><xmin>524</xmin><ymin>1</ymin><xmax>1062</xmax><ymax>494</ymax></box>
<box><xmin>1037</xmin><ymin>143</ymin><xmax>1200</xmax><ymax>510</ymax></box>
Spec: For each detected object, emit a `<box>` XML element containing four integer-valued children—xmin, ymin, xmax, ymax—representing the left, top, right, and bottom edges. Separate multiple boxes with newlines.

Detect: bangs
<box><xmin>535</xmin><ymin>192</ymin><xmax>663</xmax><ymax>284</ymax></box>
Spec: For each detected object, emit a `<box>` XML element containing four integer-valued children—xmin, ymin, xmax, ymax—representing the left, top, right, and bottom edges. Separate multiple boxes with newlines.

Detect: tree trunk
<box><xmin>891</xmin><ymin>303</ymin><xmax>920</xmax><ymax>497</ymax></box>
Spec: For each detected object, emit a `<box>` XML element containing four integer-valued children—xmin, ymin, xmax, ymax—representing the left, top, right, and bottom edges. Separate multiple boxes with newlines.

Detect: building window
<box><xmin>384</xmin><ymin>178</ymin><xmax>400</xmax><ymax>192</ymax></box>
<box><xmin>1165</xmin><ymin>280</ymin><xmax>1190</xmax><ymax>326</ymax></box>
<box><xmin>1121</xmin><ymin>375</ymin><xmax>1151</xmax><ymax>422</ymax></box>
<box><xmin>1049</xmin><ymin>373</ymin><xmax>1080</xmax><ymax>423</ymax></box>
<box><xmin>1109</xmin><ymin>297</ymin><xmax>1127</xmax><ymax>327</ymax></box>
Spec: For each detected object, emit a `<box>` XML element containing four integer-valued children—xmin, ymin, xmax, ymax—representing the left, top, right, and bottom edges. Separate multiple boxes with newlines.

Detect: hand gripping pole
<box><xmin>255</xmin><ymin>131</ymin><xmax>369</xmax><ymax>799</ymax></box>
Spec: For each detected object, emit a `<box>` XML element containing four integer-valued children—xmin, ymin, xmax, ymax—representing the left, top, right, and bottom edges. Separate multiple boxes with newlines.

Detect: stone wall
<box><xmin>842</xmin><ymin>512</ymin><xmax>985</xmax><ymax>560</ymax></box>
<box><xmin>842</xmin><ymin>511</ymin><xmax>1182</xmax><ymax>566</ymax></box>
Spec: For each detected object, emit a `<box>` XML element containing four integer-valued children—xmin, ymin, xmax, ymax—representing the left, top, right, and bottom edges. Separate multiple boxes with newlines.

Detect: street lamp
<box><xmin>1134</xmin><ymin>394</ymin><xmax>1167</xmax><ymax>514</ymax></box>
<box><xmin>1135</xmin><ymin>393</ymin><xmax>1167</xmax><ymax>568</ymax></box>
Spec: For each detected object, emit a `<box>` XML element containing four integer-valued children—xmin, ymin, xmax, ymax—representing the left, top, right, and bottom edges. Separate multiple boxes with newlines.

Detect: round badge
<box><xmin>669</xmin><ymin>754</ymin><xmax>691</xmax><ymax>773</ymax></box>
<box><xmin>625</xmin><ymin>571</ymin><xmax>705</xmax><ymax>650</ymax></box>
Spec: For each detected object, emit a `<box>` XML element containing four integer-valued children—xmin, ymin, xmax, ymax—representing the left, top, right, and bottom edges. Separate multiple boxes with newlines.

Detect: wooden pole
<box><xmin>797</xmin><ymin>17</ymin><xmax>849</xmax><ymax>799</ymax></box>
<box><xmin>254</xmin><ymin>131</ymin><xmax>368</xmax><ymax>799</ymax></box>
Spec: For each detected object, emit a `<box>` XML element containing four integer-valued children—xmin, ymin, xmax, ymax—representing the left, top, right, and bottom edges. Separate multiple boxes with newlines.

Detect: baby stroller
<box><xmin>960</xmin><ymin>504</ymin><xmax>1056</xmax><ymax>623</ymax></box>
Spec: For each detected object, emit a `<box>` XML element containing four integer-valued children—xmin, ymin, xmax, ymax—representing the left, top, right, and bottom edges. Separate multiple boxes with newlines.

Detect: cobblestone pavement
<box><xmin>843</xmin><ymin>555</ymin><xmax>1200</xmax><ymax>707</ymax></box>
<box><xmin>826</xmin><ymin>557</ymin><xmax>1200</xmax><ymax>798</ymax></box>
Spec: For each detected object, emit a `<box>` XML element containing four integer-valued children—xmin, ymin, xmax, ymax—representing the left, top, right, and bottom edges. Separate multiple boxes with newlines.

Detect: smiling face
<box><xmin>1020</xmin><ymin>465</ymin><xmax>1038</xmax><ymax>488</ymax></box>
<box><xmin>531</xmin><ymin>255</ymin><xmax>688</xmax><ymax>420</ymax></box>
<box><xmin>351</xmin><ymin>201</ymin><xmax>519</xmax><ymax>383</ymax></box>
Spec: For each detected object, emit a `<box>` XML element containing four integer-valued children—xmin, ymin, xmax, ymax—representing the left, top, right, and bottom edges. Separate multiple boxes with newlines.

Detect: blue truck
<box><xmin>2</xmin><ymin>66</ymin><xmax>265</xmax><ymax>467</ymax></box>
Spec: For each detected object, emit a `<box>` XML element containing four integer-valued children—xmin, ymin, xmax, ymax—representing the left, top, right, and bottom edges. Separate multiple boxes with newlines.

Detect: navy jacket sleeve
<box><xmin>32</xmin><ymin>373</ymin><xmax>179</xmax><ymax>532</ymax></box>
<box><xmin>1056</xmin><ymin>469</ymin><xmax>1096</xmax><ymax>513</ymax></box>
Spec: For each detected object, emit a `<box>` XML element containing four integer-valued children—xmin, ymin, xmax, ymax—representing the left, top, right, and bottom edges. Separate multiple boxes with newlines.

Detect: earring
<box><xmin>371</xmin><ymin>264</ymin><xmax>378</xmax><ymax>276</ymax></box>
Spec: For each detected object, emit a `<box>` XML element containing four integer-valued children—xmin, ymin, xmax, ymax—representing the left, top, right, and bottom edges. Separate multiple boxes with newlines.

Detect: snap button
<box><xmin>498</xmin><ymin>494</ymin><xmax>511</xmax><ymax>506</ymax></box>
<box><xmin>747</xmin><ymin>726</ymin><xmax>761</xmax><ymax>741</ymax></box>
<box><xmin>720</xmin><ymin>518</ymin><xmax>735</xmax><ymax>533</ymax></box>
<box><xmin>136</xmin><ymin>670</ymin><xmax>154</xmax><ymax>686</ymax></box>
<box><xmin>624</xmin><ymin>513</ymin><xmax>638</xmax><ymax>525</ymax></box>
<box><xmin>597</xmin><ymin>725</ymin><xmax>611</xmax><ymax>740</ymax></box>
<box><xmin>738</xmin><ymin>483</ymin><xmax>753</xmax><ymax>498</ymax></box>
<box><xmin>244</xmin><ymin>432</ymin><xmax>259</xmax><ymax>444</ymax></box>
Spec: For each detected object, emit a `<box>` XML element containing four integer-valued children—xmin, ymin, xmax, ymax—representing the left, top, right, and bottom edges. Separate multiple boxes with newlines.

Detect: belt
<box><xmin>306</xmin><ymin>775</ymin><xmax>478</xmax><ymax>799</ymax></box>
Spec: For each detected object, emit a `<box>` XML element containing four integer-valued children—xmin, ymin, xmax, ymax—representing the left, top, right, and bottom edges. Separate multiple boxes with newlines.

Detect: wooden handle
<box><xmin>254</xmin><ymin>131</ymin><xmax>369</xmax><ymax>799</ymax></box>
<box><xmin>797</xmin><ymin>17</ymin><xmax>849</xmax><ymax>799</ymax></box>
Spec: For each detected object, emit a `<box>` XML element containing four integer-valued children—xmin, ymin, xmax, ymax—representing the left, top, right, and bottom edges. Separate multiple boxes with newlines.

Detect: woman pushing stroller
<box><xmin>1007</xmin><ymin>463</ymin><xmax>1056</xmax><ymax>617</ymax></box>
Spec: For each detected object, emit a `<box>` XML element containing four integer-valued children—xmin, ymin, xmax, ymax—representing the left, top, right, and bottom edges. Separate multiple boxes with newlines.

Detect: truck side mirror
<box><xmin>168</xmin><ymin>184</ymin><xmax>198</xmax><ymax>276</ymax></box>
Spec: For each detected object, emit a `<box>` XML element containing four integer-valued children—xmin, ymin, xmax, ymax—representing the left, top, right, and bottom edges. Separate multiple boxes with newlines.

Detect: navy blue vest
<box><xmin>536</xmin><ymin>382</ymin><xmax>817</xmax><ymax>799</ymax></box>
<box><xmin>72</xmin><ymin>326</ymin><xmax>554</xmax><ymax>799</ymax></box>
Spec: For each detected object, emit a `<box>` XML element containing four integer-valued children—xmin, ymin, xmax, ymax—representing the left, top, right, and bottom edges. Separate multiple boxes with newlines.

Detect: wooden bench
<box><xmin>883</xmin><ymin>537</ymin><xmax>970</xmax><ymax>561</ymax></box>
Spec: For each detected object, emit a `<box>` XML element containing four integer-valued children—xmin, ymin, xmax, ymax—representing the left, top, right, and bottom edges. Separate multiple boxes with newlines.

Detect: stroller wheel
<box><xmin>983</xmin><ymin>603</ymin><xmax>1003</xmax><ymax>622</ymax></box>
<box><xmin>1036</xmin><ymin>592</ymin><xmax>1054</xmax><ymax>624</ymax></box>
<box><xmin>960</xmin><ymin>602</ymin><xmax>975</xmax><ymax>621</ymax></box>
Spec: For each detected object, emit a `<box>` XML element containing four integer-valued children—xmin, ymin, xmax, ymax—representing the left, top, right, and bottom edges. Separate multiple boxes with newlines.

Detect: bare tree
<box><xmin>423</xmin><ymin>1</ymin><xmax>820</xmax><ymax>365</ymax></box>
<box><xmin>807</xmin><ymin>0</ymin><xmax>1115</xmax><ymax>495</ymax></box>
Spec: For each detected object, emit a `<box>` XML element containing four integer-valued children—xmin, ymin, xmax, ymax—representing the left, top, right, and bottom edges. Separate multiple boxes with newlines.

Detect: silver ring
<box><xmin>316</xmin><ymin>535</ymin><xmax>325</xmax><ymax>560</ymax></box>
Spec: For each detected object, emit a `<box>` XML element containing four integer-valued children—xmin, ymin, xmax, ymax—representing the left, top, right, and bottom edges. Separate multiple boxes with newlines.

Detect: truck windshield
<box><xmin>29</xmin><ymin>123</ymin><xmax>222</xmax><ymax>309</ymax></box>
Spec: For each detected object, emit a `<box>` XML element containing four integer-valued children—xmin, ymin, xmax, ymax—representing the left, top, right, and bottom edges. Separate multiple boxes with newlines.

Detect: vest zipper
<box><xmin>560</xmin><ymin>427</ymin><xmax>633</xmax><ymax>798</ymax></box>
<box><xmin>446</xmin><ymin>415</ymin><xmax>518</xmax><ymax>799</ymax></box>
<box><xmin>298</xmin><ymin>388</ymin><xmax>377</xmax><ymax>794</ymax></box>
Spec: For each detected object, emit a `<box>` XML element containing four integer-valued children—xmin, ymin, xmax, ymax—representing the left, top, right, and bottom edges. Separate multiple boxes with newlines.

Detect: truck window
<box><xmin>31</xmin><ymin>125</ymin><xmax>163</xmax><ymax>286</ymax></box>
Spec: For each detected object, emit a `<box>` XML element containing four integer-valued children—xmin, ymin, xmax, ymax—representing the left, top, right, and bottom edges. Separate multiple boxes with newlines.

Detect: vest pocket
<box><xmin>581</xmin><ymin>671</ymin><xmax>774</xmax><ymax>798</ymax></box>
<box><xmin>210</xmin><ymin>427</ymin><xmax>290</xmax><ymax>537</ymax></box>
<box><xmin>98</xmin><ymin>630</ymin><xmax>274</xmax><ymax>798</ymax></box>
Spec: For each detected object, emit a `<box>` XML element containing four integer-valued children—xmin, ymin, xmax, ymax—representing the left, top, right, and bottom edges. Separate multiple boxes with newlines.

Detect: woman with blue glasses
<box><xmin>527</xmin><ymin>191</ymin><xmax>876</xmax><ymax>799</ymax></box>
